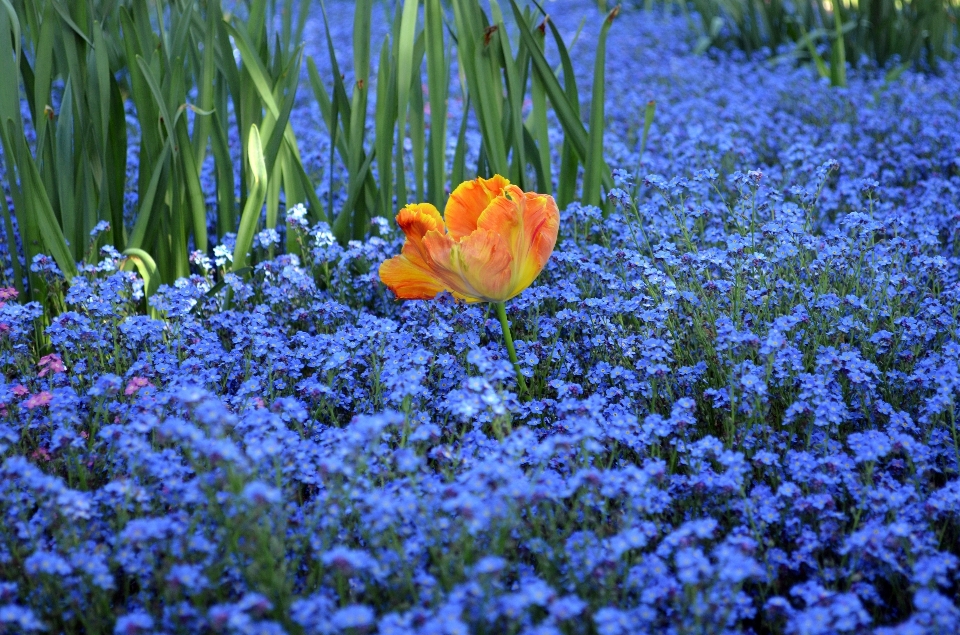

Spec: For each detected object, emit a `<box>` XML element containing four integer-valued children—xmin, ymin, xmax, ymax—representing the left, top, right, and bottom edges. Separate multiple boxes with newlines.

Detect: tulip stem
<box><xmin>494</xmin><ymin>301</ymin><xmax>527</xmax><ymax>395</ymax></box>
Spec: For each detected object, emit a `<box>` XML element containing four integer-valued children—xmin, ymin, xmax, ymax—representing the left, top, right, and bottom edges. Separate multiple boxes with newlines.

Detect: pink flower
<box><xmin>24</xmin><ymin>391</ymin><xmax>53</xmax><ymax>409</ymax></box>
<box><xmin>0</xmin><ymin>287</ymin><xmax>16</xmax><ymax>308</ymax></box>
<box><xmin>38</xmin><ymin>354</ymin><xmax>66</xmax><ymax>378</ymax></box>
<box><xmin>124</xmin><ymin>377</ymin><xmax>152</xmax><ymax>396</ymax></box>
<box><xmin>12</xmin><ymin>384</ymin><xmax>29</xmax><ymax>397</ymax></box>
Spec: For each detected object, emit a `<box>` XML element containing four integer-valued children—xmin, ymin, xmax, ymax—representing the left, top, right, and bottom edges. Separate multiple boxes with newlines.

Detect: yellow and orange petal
<box><xmin>396</xmin><ymin>203</ymin><xmax>445</xmax><ymax>265</ymax></box>
<box><xmin>378</xmin><ymin>255</ymin><xmax>447</xmax><ymax>300</ymax></box>
<box><xmin>456</xmin><ymin>228</ymin><xmax>513</xmax><ymax>302</ymax></box>
<box><xmin>444</xmin><ymin>174</ymin><xmax>510</xmax><ymax>240</ymax></box>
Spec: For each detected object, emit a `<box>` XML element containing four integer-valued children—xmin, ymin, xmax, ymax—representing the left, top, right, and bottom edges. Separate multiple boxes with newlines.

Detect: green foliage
<box><xmin>311</xmin><ymin>0</ymin><xmax>620</xmax><ymax>244</ymax></box>
<box><xmin>647</xmin><ymin>0</ymin><xmax>959</xmax><ymax>74</ymax></box>
<box><xmin>1</xmin><ymin>0</ymin><xmax>622</xmax><ymax>309</ymax></box>
<box><xmin>0</xmin><ymin>0</ymin><xmax>322</xmax><ymax>306</ymax></box>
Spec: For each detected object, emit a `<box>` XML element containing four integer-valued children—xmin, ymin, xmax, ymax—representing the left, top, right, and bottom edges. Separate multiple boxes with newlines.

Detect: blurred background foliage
<box><xmin>628</xmin><ymin>0</ymin><xmax>959</xmax><ymax>81</ymax></box>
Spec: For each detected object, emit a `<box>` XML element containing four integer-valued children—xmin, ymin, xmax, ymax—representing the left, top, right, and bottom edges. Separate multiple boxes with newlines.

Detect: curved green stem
<box><xmin>494</xmin><ymin>301</ymin><xmax>527</xmax><ymax>395</ymax></box>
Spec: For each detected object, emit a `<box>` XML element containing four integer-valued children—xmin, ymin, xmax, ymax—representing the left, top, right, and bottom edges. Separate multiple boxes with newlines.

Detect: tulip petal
<box><xmin>397</xmin><ymin>203</ymin><xmax>445</xmax><ymax>264</ymax></box>
<box><xmin>456</xmin><ymin>228</ymin><xmax>514</xmax><ymax>302</ymax></box>
<box><xmin>476</xmin><ymin>186</ymin><xmax>559</xmax><ymax>299</ymax></box>
<box><xmin>378</xmin><ymin>254</ymin><xmax>447</xmax><ymax>300</ymax></box>
<box><xmin>444</xmin><ymin>175</ymin><xmax>510</xmax><ymax>240</ymax></box>
<box><xmin>476</xmin><ymin>184</ymin><xmax>525</xmax><ymax>257</ymax></box>
<box><xmin>420</xmin><ymin>230</ymin><xmax>483</xmax><ymax>302</ymax></box>
<box><xmin>379</xmin><ymin>203</ymin><xmax>448</xmax><ymax>300</ymax></box>
<box><xmin>511</xmin><ymin>191</ymin><xmax>560</xmax><ymax>294</ymax></box>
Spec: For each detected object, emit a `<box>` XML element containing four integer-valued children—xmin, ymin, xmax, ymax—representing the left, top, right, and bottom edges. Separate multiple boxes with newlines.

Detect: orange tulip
<box><xmin>379</xmin><ymin>175</ymin><xmax>560</xmax><ymax>303</ymax></box>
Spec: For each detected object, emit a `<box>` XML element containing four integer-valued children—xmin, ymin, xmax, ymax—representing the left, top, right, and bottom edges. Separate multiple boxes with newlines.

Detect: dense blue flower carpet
<box><xmin>1</xmin><ymin>1</ymin><xmax>960</xmax><ymax>633</ymax></box>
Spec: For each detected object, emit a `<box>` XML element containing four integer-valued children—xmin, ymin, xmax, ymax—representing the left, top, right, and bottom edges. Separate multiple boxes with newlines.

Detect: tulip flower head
<box><xmin>379</xmin><ymin>175</ymin><xmax>560</xmax><ymax>303</ymax></box>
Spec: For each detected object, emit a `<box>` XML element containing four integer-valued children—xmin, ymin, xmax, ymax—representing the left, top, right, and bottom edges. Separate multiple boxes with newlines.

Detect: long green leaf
<box><xmin>349</xmin><ymin>0</ymin><xmax>372</xmax><ymax>178</ymax></box>
<box><xmin>374</xmin><ymin>38</ymin><xmax>397</xmax><ymax>221</ymax></box>
<box><xmin>395</xmin><ymin>0</ymin><xmax>420</xmax><ymax>204</ymax></box>
<box><xmin>224</xmin><ymin>20</ymin><xmax>280</xmax><ymax>117</ymax></box>
<box><xmin>582</xmin><ymin>5</ymin><xmax>618</xmax><ymax>207</ymax></box>
<box><xmin>122</xmin><ymin>248</ymin><xmax>161</xmax><ymax>317</ymax></box>
<box><xmin>210</xmin><ymin>110</ymin><xmax>237</xmax><ymax>237</ymax></box>
<box><xmin>127</xmin><ymin>141</ymin><xmax>173</xmax><ymax>250</ymax></box>
<box><xmin>233</xmin><ymin>124</ymin><xmax>268</xmax><ymax>271</ymax></box>
<box><xmin>425</xmin><ymin>0</ymin><xmax>448</xmax><ymax>206</ymax></box>
<box><xmin>135</xmin><ymin>55</ymin><xmax>175</xmax><ymax>141</ymax></box>
<box><xmin>409</xmin><ymin>31</ymin><xmax>427</xmax><ymax>202</ymax></box>
<box><xmin>8</xmin><ymin>121</ymin><xmax>78</xmax><ymax>279</ymax></box>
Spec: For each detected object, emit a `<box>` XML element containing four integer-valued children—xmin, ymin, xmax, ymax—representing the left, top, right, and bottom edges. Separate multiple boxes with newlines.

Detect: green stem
<box><xmin>494</xmin><ymin>301</ymin><xmax>528</xmax><ymax>395</ymax></box>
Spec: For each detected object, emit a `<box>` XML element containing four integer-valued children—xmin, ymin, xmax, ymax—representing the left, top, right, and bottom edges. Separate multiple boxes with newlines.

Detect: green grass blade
<box><xmin>122</xmin><ymin>248</ymin><xmax>161</xmax><ymax>317</ymax></box>
<box><xmin>492</xmin><ymin>0</ymin><xmax>527</xmax><ymax>188</ymax></box>
<box><xmin>193</xmin><ymin>3</ymin><xmax>218</xmax><ymax>168</ymax></box>
<box><xmin>333</xmin><ymin>146</ymin><xmax>377</xmax><ymax>240</ymax></box>
<box><xmin>409</xmin><ymin>31</ymin><xmax>427</xmax><ymax>202</ymax></box>
<box><xmin>639</xmin><ymin>99</ymin><xmax>655</xmax><ymax>160</ymax></box>
<box><xmin>349</xmin><ymin>0</ymin><xmax>372</xmax><ymax>177</ymax></box>
<box><xmin>315</xmin><ymin>0</ymin><xmax>354</xmax><ymax>140</ymax></box>
<box><xmin>451</xmin><ymin>96</ymin><xmax>470</xmax><ymax>187</ymax></box>
<box><xmin>50</xmin><ymin>0</ymin><xmax>91</xmax><ymax>45</ymax></box>
<box><xmin>233</xmin><ymin>124</ymin><xmax>268</xmax><ymax>271</ymax></box>
<box><xmin>127</xmin><ymin>141</ymin><xmax>172</xmax><ymax>250</ymax></box>
<box><xmin>175</xmin><ymin>119</ymin><xmax>209</xmax><ymax>253</ymax></box>
<box><xmin>105</xmin><ymin>74</ymin><xmax>127</xmax><ymax>252</ymax></box>
<box><xmin>55</xmin><ymin>79</ymin><xmax>77</xmax><ymax>255</ymax></box>
<box><xmin>453</xmin><ymin>0</ymin><xmax>508</xmax><ymax>177</ymax></box>
<box><xmin>0</xmin><ymin>0</ymin><xmax>19</xmax><ymax>66</ymax></box>
<box><xmin>395</xmin><ymin>0</ymin><xmax>419</xmax><ymax>206</ymax></box>
<box><xmin>522</xmin><ymin>124</ymin><xmax>546</xmax><ymax>193</ymax></box>
<box><xmin>527</xmin><ymin>19</ymin><xmax>551</xmax><ymax>192</ymax></box>
<box><xmin>0</xmin><ymin>3</ymin><xmax>23</xmax><ymax>132</ymax></box>
<box><xmin>225</xmin><ymin>20</ymin><xmax>281</xmax><ymax>117</ymax></box>
<box><xmin>0</xmin><ymin>182</ymin><xmax>23</xmax><ymax>295</ymax></box>
<box><xmin>31</xmin><ymin>2</ymin><xmax>55</xmax><ymax>143</ymax></box>
<box><xmin>262</xmin><ymin>46</ymin><xmax>303</xmax><ymax>172</ymax></box>
<box><xmin>829</xmin><ymin>4</ymin><xmax>847</xmax><ymax>87</ymax></box>
<box><xmin>210</xmin><ymin>110</ymin><xmax>237</xmax><ymax>237</ymax></box>
<box><xmin>425</xmin><ymin>0</ymin><xmax>447</xmax><ymax>206</ymax></box>
<box><xmin>7</xmin><ymin>120</ymin><xmax>78</xmax><ymax>279</ymax></box>
<box><xmin>374</xmin><ymin>38</ymin><xmax>397</xmax><ymax>220</ymax></box>
<box><xmin>285</xmin><ymin>140</ymin><xmax>327</xmax><ymax>223</ymax></box>
<box><xmin>513</xmin><ymin>0</ymin><xmax>613</xmax><ymax>195</ymax></box>
<box><xmin>135</xmin><ymin>55</ymin><xmax>175</xmax><ymax>142</ymax></box>
<box><xmin>582</xmin><ymin>5</ymin><xmax>618</xmax><ymax>207</ymax></box>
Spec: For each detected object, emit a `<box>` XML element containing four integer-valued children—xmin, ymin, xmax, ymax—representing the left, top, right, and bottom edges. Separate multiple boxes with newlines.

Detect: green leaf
<box><xmin>210</xmin><ymin>110</ymin><xmax>237</xmax><ymax>237</ymax></box>
<box><xmin>7</xmin><ymin>120</ymin><xmax>78</xmax><ymax>279</ymax></box>
<box><xmin>127</xmin><ymin>140</ymin><xmax>173</xmax><ymax>250</ymax></box>
<box><xmin>408</xmin><ymin>30</ymin><xmax>427</xmax><ymax>201</ymax></box>
<box><xmin>122</xmin><ymin>248</ymin><xmax>161</xmax><ymax>317</ymax></box>
<box><xmin>451</xmin><ymin>95</ymin><xmax>470</xmax><ymax>188</ymax></box>
<box><xmin>0</xmin><ymin>0</ymin><xmax>20</xmax><ymax>67</ymax></box>
<box><xmin>374</xmin><ymin>37</ymin><xmax>397</xmax><ymax>221</ymax></box>
<box><xmin>349</xmin><ymin>0</ymin><xmax>372</xmax><ymax>177</ymax></box>
<box><xmin>224</xmin><ymin>20</ymin><xmax>281</xmax><ymax>118</ymax></box>
<box><xmin>233</xmin><ymin>124</ymin><xmax>268</xmax><ymax>270</ymax></box>
<box><xmin>582</xmin><ymin>5</ymin><xmax>618</xmax><ymax>207</ymax></box>
<box><xmin>175</xmin><ymin>120</ymin><xmax>209</xmax><ymax>253</ymax></box>
<box><xmin>425</xmin><ymin>0</ymin><xmax>448</xmax><ymax>206</ymax></box>
<box><xmin>135</xmin><ymin>55</ymin><xmax>175</xmax><ymax>142</ymax></box>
